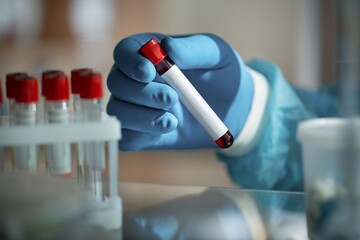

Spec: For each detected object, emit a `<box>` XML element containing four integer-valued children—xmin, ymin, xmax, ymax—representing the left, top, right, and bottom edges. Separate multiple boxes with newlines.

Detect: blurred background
<box><xmin>0</xmin><ymin>0</ymin><xmax>343</xmax><ymax>187</ymax></box>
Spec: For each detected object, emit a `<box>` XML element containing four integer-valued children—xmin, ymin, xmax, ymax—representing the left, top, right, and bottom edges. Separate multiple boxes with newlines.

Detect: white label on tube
<box><xmin>48</xmin><ymin>106</ymin><xmax>71</xmax><ymax>175</ymax></box>
<box><xmin>14</xmin><ymin>105</ymin><xmax>38</xmax><ymax>172</ymax></box>
<box><xmin>48</xmin><ymin>144</ymin><xmax>71</xmax><ymax>174</ymax></box>
<box><xmin>161</xmin><ymin>65</ymin><xmax>228</xmax><ymax>140</ymax></box>
<box><xmin>15</xmin><ymin>145</ymin><xmax>38</xmax><ymax>171</ymax></box>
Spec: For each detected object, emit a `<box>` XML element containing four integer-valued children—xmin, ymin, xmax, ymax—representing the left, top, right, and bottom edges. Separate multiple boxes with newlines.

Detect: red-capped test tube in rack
<box><xmin>70</xmin><ymin>68</ymin><xmax>93</xmax><ymax>183</ymax></box>
<box><xmin>139</xmin><ymin>38</ymin><xmax>234</xmax><ymax>148</ymax></box>
<box><xmin>71</xmin><ymin>68</ymin><xmax>93</xmax><ymax>117</ymax></box>
<box><xmin>13</xmin><ymin>77</ymin><xmax>39</xmax><ymax>172</ymax></box>
<box><xmin>42</xmin><ymin>71</ymin><xmax>72</xmax><ymax>177</ymax></box>
<box><xmin>42</xmin><ymin>70</ymin><xmax>64</xmax><ymax>110</ymax></box>
<box><xmin>6</xmin><ymin>72</ymin><xmax>28</xmax><ymax>124</ymax></box>
<box><xmin>79</xmin><ymin>72</ymin><xmax>106</xmax><ymax>200</ymax></box>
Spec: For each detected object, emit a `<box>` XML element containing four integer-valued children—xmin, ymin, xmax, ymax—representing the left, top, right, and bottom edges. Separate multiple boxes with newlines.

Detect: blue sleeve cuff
<box><xmin>219</xmin><ymin>66</ymin><xmax>269</xmax><ymax>157</ymax></box>
<box><xmin>217</xmin><ymin>59</ymin><xmax>311</xmax><ymax>191</ymax></box>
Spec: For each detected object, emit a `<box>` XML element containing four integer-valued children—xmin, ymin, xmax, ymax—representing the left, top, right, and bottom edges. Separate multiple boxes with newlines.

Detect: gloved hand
<box><xmin>107</xmin><ymin>33</ymin><xmax>254</xmax><ymax>151</ymax></box>
<box><xmin>123</xmin><ymin>191</ymin><xmax>252</xmax><ymax>240</ymax></box>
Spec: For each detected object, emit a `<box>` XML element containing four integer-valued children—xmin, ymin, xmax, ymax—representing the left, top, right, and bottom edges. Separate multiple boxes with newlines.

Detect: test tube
<box><xmin>71</xmin><ymin>68</ymin><xmax>93</xmax><ymax>183</ymax></box>
<box><xmin>41</xmin><ymin>70</ymin><xmax>64</xmax><ymax>120</ymax></box>
<box><xmin>43</xmin><ymin>72</ymin><xmax>72</xmax><ymax>177</ymax></box>
<box><xmin>139</xmin><ymin>38</ymin><xmax>234</xmax><ymax>148</ymax></box>
<box><xmin>42</xmin><ymin>70</ymin><xmax>64</xmax><ymax>95</ymax></box>
<box><xmin>6</xmin><ymin>72</ymin><xmax>28</xmax><ymax>124</ymax></box>
<box><xmin>79</xmin><ymin>72</ymin><xmax>105</xmax><ymax>200</ymax></box>
<box><xmin>70</xmin><ymin>68</ymin><xmax>93</xmax><ymax>117</ymax></box>
<box><xmin>13</xmin><ymin>77</ymin><xmax>39</xmax><ymax>172</ymax></box>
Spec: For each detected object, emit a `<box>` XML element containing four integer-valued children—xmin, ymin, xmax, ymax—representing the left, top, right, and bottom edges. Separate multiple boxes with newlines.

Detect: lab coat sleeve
<box><xmin>217</xmin><ymin>59</ymin><xmax>328</xmax><ymax>192</ymax></box>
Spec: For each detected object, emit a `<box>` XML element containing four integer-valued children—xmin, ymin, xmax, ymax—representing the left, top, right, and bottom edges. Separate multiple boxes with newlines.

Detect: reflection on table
<box><xmin>120</xmin><ymin>182</ymin><xmax>308</xmax><ymax>240</ymax></box>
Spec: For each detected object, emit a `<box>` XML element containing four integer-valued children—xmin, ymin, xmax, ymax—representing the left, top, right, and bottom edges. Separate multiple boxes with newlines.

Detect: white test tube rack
<box><xmin>0</xmin><ymin>114</ymin><xmax>122</xmax><ymax>231</ymax></box>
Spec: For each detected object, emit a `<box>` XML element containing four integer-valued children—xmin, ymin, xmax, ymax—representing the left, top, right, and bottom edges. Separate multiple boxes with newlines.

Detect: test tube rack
<box><xmin>0</xmin><ymin>114</ymin><xmax>123</xmax><ymax>231</ymax></box>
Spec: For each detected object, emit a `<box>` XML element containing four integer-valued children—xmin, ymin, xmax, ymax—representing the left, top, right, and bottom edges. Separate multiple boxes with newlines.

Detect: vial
<box><xmin>42</xmin><ymin>70</ymin><xmax>64</xmax><ymax>98</ymax></box>
<box><xmin>6</xmin><ymin>72</ymin><xmax>28</xmax><ymax>124</ymax></box>
<box><xmin>139</xmin><ymin>38</ymin><xmax>234</xmax><ymax>148</ymax></box>
<box><xmin>70</xmin><ymin>68</ymin><xmax>93</xmax><ymax>117</ymax></box>
<box><xmin>70</xmin><ymin>68</ymin><xmax>93</xmax><ymax>183</ymax></box>
<box><xmin>79</xmin><ymin>72</ymin><xmax>105</xmax><ymax>200</ymax></box>
<box><xmin>13</xmin><ymin>77</ymin><xmax>39</xmax><ymax>172</ymax></box>
<box><xmin>38</xmin><ymin>70</ymin><xmax>64</xmax><ymax>121</ymax></box>
<box><xmin>44</xmin><ymin>72</ymin><xmax>72</xmax><ymax>177</ymax></box>
<box><xmin>80</xmin><ymin>72</ymin><xmax>103</xmax><ymax>122</ymax></box>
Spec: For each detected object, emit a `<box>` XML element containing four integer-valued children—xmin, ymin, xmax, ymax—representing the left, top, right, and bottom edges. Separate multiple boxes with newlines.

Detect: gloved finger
<box><xmin>107</xmin><ymin>65</ymin><xmax>179</xmax><ymax>110</ymax></box>
<box><xmin>161</xmin><ymin>34</ymin><xmax>234</xmax><ymax>70</ymax></box>
<box><xmin>119</xmin><ymin>129</ymin><xmax>182</xmax><ymax>151</ymax></box>
<box><xmin>113</xmin><ymin>34</ymin><xmax>164</xmax><ymax>83</ymax></box>
<box><xmin>119</xmin><ymin>130</ymin><xmax>161</xmax><ymax>151</ymax></box>
<box><xmin>116</xmin><ymin>117</ymin><xmax>186</xmax><ymax>150</ymax></box>
<box><xmin>107</xmin><ymin>97</ymin><xmax>178</xmax><ymax>134</ymax></box>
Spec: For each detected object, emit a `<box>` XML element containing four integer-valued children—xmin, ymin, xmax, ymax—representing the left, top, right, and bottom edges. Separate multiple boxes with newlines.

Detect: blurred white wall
<box><xmin>155</xmin><ymin>0</ymin><xmax>323</xmax><ymax>88</ymax></box>
<box><xmin>156</xmin><ymin>0</ymin><xmax>299</xmax><ymax>83</ymax></box>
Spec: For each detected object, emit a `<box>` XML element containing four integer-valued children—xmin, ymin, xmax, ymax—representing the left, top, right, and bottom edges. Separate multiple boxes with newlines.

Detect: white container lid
<box><xmin>297</xmin><ymin>118</ymin><xmax>360</xmax><ymax>149</ymax></box>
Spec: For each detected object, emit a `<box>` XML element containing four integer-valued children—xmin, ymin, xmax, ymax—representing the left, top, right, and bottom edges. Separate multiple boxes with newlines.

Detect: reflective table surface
<box><xmin>120</xmin><ymin>181</ymin><xmax>308</xmax><ymax>240</ymax></box>
<box><xmin>0</xmin><ymin>175</ymin><xmax>308</xmax><ymax>240</ymax></box>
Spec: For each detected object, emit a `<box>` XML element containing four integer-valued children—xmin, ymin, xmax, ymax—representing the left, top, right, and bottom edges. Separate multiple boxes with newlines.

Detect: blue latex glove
<box><xmin>107</xmin><ymin>33</ymin><xmax>254</xmax><ymax>151</ymax></box>
<box><xmin>123</xmin><ymin>191</ymin><xmax>251</xmax><ymax>240</ymax></box>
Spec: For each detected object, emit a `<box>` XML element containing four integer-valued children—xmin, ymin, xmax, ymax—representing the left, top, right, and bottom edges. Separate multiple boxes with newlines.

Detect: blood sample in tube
<box><xmin>139</xmin><ymin>38</ymin><xmax>233</xmax><ymax>148</ymax></box>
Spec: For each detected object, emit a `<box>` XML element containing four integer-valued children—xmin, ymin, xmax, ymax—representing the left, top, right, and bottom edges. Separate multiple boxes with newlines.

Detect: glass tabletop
<box><xmin>0</xmin><ymin>173</ymin><xmax>308</xmax><ymax>240</ymax></box>
<box><xmin>120</xmin><ymin>181</ymin><xmax>308</xmax><ymax>240</ymax></box>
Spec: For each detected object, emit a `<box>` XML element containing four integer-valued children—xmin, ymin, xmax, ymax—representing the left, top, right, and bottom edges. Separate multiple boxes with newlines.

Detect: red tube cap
<box><xmin>71</xmin><ymin>68</ymin><xmax>93</xmax><ymax>94</ymax></box>
<box><xmin>45</xmin><ymin>74</ymin><xmax>70</xmax><ymax>101</ymax></box>
<box><xmin>6</xmin><ymin>72</ymin><xmax>28</xmax><ymax>99</ymax></box>
<box><xmin>139</xmin><ymin>38</ymin><xmax>167</xmax><ymax>65</ymax></box>
<box><xmin>42</xmin><ymin>70</ymin><xmax>64</xmax><ymax>98</ymax></box>
<box><xmin>14</xmin><ymin>77</ymin><xmax>39</xmax><ymax>103</ymax></box>
<box><xmin>79</xmin><ymin>72</ymin><xmax>103</xmax><ymax>99</ymax></box>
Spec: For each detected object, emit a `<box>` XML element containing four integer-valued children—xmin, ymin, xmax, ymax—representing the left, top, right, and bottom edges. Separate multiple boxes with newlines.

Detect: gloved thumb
<box><xmin>161</xmin><ymin>34</ymin><xmax>234</xmax><ymax>70</ymax></box>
